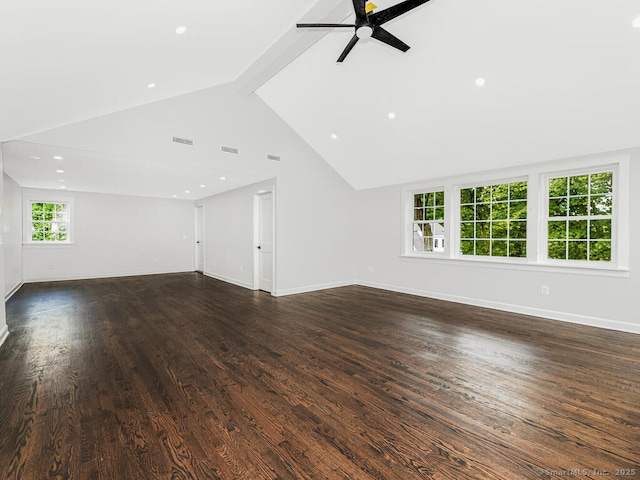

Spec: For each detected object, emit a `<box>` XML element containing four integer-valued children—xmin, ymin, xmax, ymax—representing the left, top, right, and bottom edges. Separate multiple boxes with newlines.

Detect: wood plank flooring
<box><xmin>0</xmin><ymin>273</ymin><xmax>638</xmax><ymax>479</ymax></box>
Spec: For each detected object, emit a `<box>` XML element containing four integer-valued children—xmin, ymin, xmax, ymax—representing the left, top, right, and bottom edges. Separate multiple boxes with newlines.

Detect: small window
<box><xmin>28</xmin><ymin>201</ymin><xmax>71</xmax><ymax>243</ymax></box>
<box><xmin>459</xmin><ymin>181</ymin><xmax>527</xmax><ymax>258</ymax></box>
<box><xmin>411</xmin><ymin>191</ymin><xmax>445</xmax><ymax>253</ymax></box>
<box><xmin>546</xmin><ymin>171</ymin><xmax>613</xmax><ymax>262</ymax></box>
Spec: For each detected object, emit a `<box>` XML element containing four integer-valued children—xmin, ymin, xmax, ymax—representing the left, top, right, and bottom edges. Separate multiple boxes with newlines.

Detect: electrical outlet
<box><xmin>240</xmin><ymin>266</ymin><xmax>244</xmax><ymax>273</ymax></box>
<box><xmin>540</xmin><ymin>285</ymin><xmax>550</xmax><ymax>296</ymax></box>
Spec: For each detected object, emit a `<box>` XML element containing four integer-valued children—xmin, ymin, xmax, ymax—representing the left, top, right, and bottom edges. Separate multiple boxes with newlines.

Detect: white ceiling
<box><xmin>3</xmin><ymin>0</ymin><xmax>640</xmax><ymax>198</ymax></box>
<box><xmin>258</xmin><ymin>0</ymin><xmax>640</xmax><ymax>189</ymax></box>
<box><xmin>0</xmin><ymin>0</ymin><xmax>321</xmax><ymax>141</ymax></box>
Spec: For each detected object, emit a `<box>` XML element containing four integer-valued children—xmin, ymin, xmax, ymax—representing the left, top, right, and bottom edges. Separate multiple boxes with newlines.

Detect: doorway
<box><xmin>254</xmin><ymin>192</ymin><xmax>274</xmax><ymax>293</ymax></box>
<box><xmin>195</xmin><ymin>205</ymin><xmax>204</xmax><ymax>273</ymax></box>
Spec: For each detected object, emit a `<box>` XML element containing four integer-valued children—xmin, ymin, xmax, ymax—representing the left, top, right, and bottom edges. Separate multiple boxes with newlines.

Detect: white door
<box><xmin>195</xmin><ymin>205</ymin><xmax>204</xmax><ymax>272</ymax></box>
<box><xmin>257</xmin><ymin>193</ymin><xmax>273</xmax><ymax>293</ymax></box>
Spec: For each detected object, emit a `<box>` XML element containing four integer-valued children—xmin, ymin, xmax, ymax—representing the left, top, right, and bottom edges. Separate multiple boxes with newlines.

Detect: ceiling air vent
<box><xmin>266</xmin><ymin>154</ymin><xmax>281</xmax><ymax>162</ymax></box>
<box><xmin>172</xmin><ymin>136</ymin><xmax>193</xmax><ymax>146</ymax></box>
<box><xmin>221</xmin><ymin>145</ymin><xmax>239</xmax><ymax>155</ymax></box>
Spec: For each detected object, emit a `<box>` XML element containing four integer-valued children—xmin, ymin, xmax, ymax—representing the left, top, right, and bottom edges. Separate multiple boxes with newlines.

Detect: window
<box><xmin>402</xmin><ymin>155</ymin><xmax>627</xmax><ymax>271</ymax></box>
<box><xmin>29</xmin><ymin>201</ymin><xmax>71</xmax><ymax>243</ymax></box>
<box><xmin>412</xmin><ymin>191</ymin><xmax>445</xmax><ymax>253</ymax></box>
<box><xmin>546</xmin><ymin>171</ymin><xmax>613</xmax><ymax>262</ymax></box>
<box><xmin>459</xmin><ymin>181</ymin><xmax>527</xmax><ymax>258</ymax></box>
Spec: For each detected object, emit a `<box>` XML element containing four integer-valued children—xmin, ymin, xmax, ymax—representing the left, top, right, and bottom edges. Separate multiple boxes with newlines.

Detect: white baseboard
<box><xmin>0</xmin><ymin>325</ymin><xmax>9</xmax><ymax>349</ymax></box>
<box><xmin>24</xmin><ymin>269</ymin><xmax>194</xmax><ymax>284</ymax></box>
<box><xmin>5</xmin><ymin>281</ymin><xmax>24</xmax><ymax>301</ymax></box>
<box><xmin>356</xmin><ymin>280</ymin><xmax>640</xmax><ymax>335</ymax></box>
<box><xmin>273</xmin><ymin>280</ymin><xmax>355</xmax><ymax>297</ymax></box>
<box><xmin>202</xmin><ymin>271</ymin><xmax>254</xmax><ymax>290</ymax></box>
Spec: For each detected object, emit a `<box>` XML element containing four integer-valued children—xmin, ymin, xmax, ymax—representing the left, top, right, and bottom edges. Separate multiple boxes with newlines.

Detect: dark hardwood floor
<box><xmin>0</xmin><ymin>273</ymin><xmax>638</xmax><ymax>479</ymax></box>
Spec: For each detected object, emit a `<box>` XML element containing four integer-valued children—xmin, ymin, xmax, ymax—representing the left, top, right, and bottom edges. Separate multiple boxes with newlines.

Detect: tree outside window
<box><xmin>31</xmin><ymin>202</ymin><xmax>70</xmax><ymax>242</ymax></box>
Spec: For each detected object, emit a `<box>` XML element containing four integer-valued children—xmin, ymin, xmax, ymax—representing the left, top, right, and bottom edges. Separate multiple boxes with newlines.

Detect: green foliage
<box><xmin>459</xmin><ymin>181</ymin><xmax>528</xmax><ymax>258</ymax></box>
<box><xmin>590</xmin><ymin>241</ymin><xmax>611</xmax><ymax>261</ymax></box>
<box><xmin>509</xmin><ymin>241</ymin><xmax>526</xmax><ymax>258</ymax></box>
<box><xmin>460</xmin><ymin>240</ymin><xmax>474</xmax><ymax>255</ymax></box>
<box><xmin>590</xmin><ymin>194</ymin><xmax>612</xmax><ymax>215</ymax></box>
<box><xmin>546</xmin><ymin>171</ymin><xmax>613</xmax><ymax>262</ymax></box>
<box><xmin>510</xmin><ymin>201</ymin><xmax>527</xmax><ymax>219</ymax></box>
<box><xmin>492</xmin><ymin>240</ymin><xmax>508</xmax><ymax>256</ymax></box>
<box><xmin>568</xmin><ymin>220</ymin><xmax>588</xmax><ymax>239</ymax></box>
<box><xmin>548</xmin><ymin>241</ymin><xmax>566</xmax><ymax>259</ymax></box>
<box><xmin>30</xmin><ymin>202</ymin><xmax>68</xmax><ymax>242</ymax></box>
<box><xmin>492</xmin><ymin>222</ymin><xmax>508</xmax><ymax>239</ymax></box>
<box><xmin>590</xmin><ymin>219</ymin><xmax>611</xmax><ymax>240</ymax></box>
<box><xmin>570</xmin><ymin>175</ymin><xmax>589</xmax><ymax>196</ymax></box>
<box><xmin>568</xmin><ymin>241</ymin><xmax>588</xmax><ymax>260</ymax></box>
<box><xmin>461</xmin><ymin>205</ymin><xmax>475</xmax><ymax>221</ymax></box>
<box><xmin>569</xmin><ymin>196</ymin><xmax>588</xmax><ymax>216</ymax></box>
<box><xmin>591</xmin><ymin>172</ymin><xmax>612</xmax><ymax>194</ymax></box>
<box><xmin>549</xmin><ymin>198</ymin><xmax>567</xmax><ymax>216</ymax></box>
<box><xmin>476</xmin><ymin>204</ymin><xmax>490</xmax><ymax>221</ymax></box>
<box><xmin>548</xmin><ymin>221</ymin><xmax>566</xmax><ymax>240</ymax></box>
<box><xmin>460</xmin><ymin>188</ymin><xmax>474</xmax><ymax>204</ymax></box>
<box><xmin>509</xmin><ymin>182</ymin><xmax>528</xmax><ymax>200</ymax></box>
<box><xmin>509</xmin><ymin>221</ymin><xmax>527</xmax><ymax>239</ymax></box>
<box><xmin>460</xmin><ymin>222</ymin><xmax>474</xmax><ymax>239</ymax></box>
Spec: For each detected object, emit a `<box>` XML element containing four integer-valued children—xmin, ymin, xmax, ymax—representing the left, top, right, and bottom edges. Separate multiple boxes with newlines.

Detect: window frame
<box><xmin>403</xmin><ymin>186</ymin><xmax>447</xmax><ymax>257</ymax></box>
<box><xmin>401</xmin><ymin>153</ymin><xmax>629</xmax><ymax>274</ymax></box>
<box><xmin>456</xmin><ymin>177</ymin><xmax>529</xmax><ymax>261</ymax></box>
<box><xmin>23</xmin><ymin>195</ymin><xmax>75</xmax><ymax>245</ymax></box>
<box><xmin>540</xmin><ymin>164</ymin><xmax>619</xmax><ymax>267</ymax></box>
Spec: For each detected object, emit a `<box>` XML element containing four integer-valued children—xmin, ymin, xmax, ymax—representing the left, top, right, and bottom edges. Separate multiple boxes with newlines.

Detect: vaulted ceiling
<box><xmin>3</xmin><ymin>0</ymin><xmax>640</xmax><ymax>198</ymax></box>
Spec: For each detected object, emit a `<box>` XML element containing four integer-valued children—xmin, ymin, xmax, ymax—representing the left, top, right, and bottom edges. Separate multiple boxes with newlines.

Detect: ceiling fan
<box><xmin>296</xmin><ymin>0</ymin><xmax>432</xmax><ymax>62</ymax></box>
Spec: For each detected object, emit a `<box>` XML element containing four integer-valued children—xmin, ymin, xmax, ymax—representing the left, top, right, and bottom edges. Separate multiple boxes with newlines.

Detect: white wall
<box><xmin>3</xmin><ymin>174</ymin><xmax>23</xmax><ymax>298</ymax></box>
<box><xmin>354</xmin><ymin>151</ymin><xmax>639</xmax><ymax>334</ymax></box>
<box><xmin>202</xmin><ymin>179</ymin><xmax>275</xmax><ymax>289</ymax></box>
<box><xmin>198</xmin><ymin>94</ymin><xmax>356</xmax><ymax>295</ymax></box>
<box><xmin>22</xmin><ymin>188</ymin><xmax>195</xmax><ymax>282</ymax></box>
<box><xmin>0</xmin><ymin>148</ymin><xmax>8</xmax><ymax>347</ymax></box>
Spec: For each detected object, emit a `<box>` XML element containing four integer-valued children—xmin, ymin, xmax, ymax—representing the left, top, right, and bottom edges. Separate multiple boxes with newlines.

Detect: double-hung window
<box><xmin>402</xmin><ymin>156</ymin><xmax>626</xmax><ymax>271</ymax></box>
<box><xmin>25</xmin><ymin>200</ymin><xmax>73</xmax><ymax>244</ymax></box>
<box><xmin>411</xmin><ymin>190</ymin><xmax>445</xmax><ymax>254</ymax></box>
<box><xmin>546</xmin><ymin>170</ymin><xmax>614</xmax><ymax>262</ymax></box>
<box><xmin>459</xmin><ymin>181</ymin><xmax>527</xmax><ymax>258</ymax></box>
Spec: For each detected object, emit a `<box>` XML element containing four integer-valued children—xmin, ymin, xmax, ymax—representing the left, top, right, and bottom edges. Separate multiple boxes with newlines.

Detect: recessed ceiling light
<box><xmin>185</xmin><ymin>190</ymin><xmax>190</xmax><ymax>194</ymax></box>
<box><xmin>53</xmin><ymin>155</ymin><xmax>63</xmax><ymax>160</ymax></box>
<box><xmin>176</xmin><ymin>25</ymin><xmax>187</xmax><ymax>35</ymax></box>
<box><xmin>59</xmin><ymin>179</ymin><xmax>66</xmax><ymax>182</ymax></box>
<box><xmin>475</xmin><ymin>78</ymin><xmax>486</xmax><ymax>87</ymax></box>
<box><xmin>60</xmin><ymin>185</ymin><xmax>67</xmax><ymax>189</ymax></box>
<box><xmin>388</xmin><ymin>112</ymin><xmax>396</xmax><ymax>120</ymax></box>
<box><xmin>633</xmin><ymin>16</ymin><xmax>640</xmax><ymax>28</ymax></box>
<box><xmin>29</xmin><ymin>155</ymin><xmax>41</xmax><ymax>160</ymax></box>
<box><xmin>219</xmin><ymin>176</ymin><xmax>227</xmax><ymax>181</ymax></box>
<box><xmin>56</xmin><ymin>169</ymin><xmax>64</xmax><ymax>173</ymax></box>
<box><xmin>172</xmin><ymin>194</ymin><xmax>177</xmax><ymax>198</ymax></box>
<box><xmin>200</xmin><ymin>184</ymin><xmax>206</xmax><ymax>188</ymax></box>
<box><xmin>147</xmin><ymin>83</ymin><xmax>156</xmax><ymax>89</ymax></box>
<box><xmin>331</xmin><ymin>133</ymin><xmax>338</xmax><ymax>140</ymax></box>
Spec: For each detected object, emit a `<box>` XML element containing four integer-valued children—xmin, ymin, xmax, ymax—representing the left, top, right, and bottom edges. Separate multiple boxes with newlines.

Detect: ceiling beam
<box><xmin>234</xmin><ymin>0</ymin><xmax>352</xmax><ymax>96</ymax></box>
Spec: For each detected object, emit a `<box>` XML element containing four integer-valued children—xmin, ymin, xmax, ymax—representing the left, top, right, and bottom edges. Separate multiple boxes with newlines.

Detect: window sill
<box><xmin>400</xmin><ymin>253</ymin><xmax>629</xmax><ymax>277</ymax></box>
<box><xmin>23</xmin><ymin>242</ymin><xmax>75</xmax><ymax>247</ymax></box>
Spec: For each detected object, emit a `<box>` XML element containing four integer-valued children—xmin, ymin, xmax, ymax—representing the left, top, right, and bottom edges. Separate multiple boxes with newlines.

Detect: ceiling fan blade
<box><xmin>352</xmin><ymin>0</ymin><xmax>368</xmax><ymax>21</ymax></box>
<box><xmin>369</xmin><ymin>0</ymin><xmax>432</xmax><ymax>26</ymax></box>
<box><xmin>337</xmin><ymin>35</ymin><xmax>360</xmax><ymax>62</ymax></box>
<box><xmin>371</xmin><ymin>26</ymin><xmax>410</xmax><ymax>52</ymax></box>
<box><xmin>297</xmin><ymin>23</ymin><xmax>356</xmax><ymax>28</ymax></box>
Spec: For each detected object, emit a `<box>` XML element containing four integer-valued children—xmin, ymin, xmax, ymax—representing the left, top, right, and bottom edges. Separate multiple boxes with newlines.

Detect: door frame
<box><xmin>195</xmin><ymin>203</ymin><xmax>204</xmax><ymax>273</ymax></box>
<box><xmin>253</xmin><ymin>189</ymin><xmax>276</xmax><ymax>293</ymax></box>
